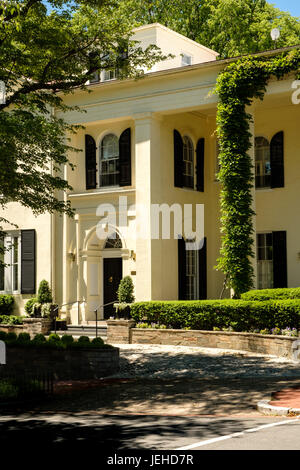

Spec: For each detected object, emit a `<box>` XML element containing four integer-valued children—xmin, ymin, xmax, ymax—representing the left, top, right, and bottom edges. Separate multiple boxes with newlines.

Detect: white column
<box><xmin>134</xmin><ymin>113</ymin><xmax>162</xmax><ymax>300</ymax></box>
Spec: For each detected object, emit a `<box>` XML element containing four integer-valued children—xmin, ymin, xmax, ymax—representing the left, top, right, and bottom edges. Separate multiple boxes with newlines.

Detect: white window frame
<box><xmin>182</xmin><ymin>135</ymin><xmax>195</xmax><ymax>189</ymax></box>
<box><xmin>255</xmin><ymin>136</ymin><xmax>271</xmax><ymax>189</ymax></box>
<box><xmin>99</xmin><ymin>133</ymin><xmax>120</xmax><ymax>188</ymax></box>
<box><xmin>0</xmin><ymin>231</ymin><xmax>21</xmax><ymax>294</ymax></box>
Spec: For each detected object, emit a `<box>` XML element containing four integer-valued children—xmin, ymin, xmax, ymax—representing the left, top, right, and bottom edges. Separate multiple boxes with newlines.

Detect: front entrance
<box><xmin>103</xmin><ymin>257</ymin><xmax>122</xmax><ymax>319</ymax></box>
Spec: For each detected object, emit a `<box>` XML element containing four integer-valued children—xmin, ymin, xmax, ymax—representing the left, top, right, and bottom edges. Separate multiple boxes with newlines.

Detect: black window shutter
<box><xmin>174</xmin><ymin>130</ymin><xmax>183</xmax><ymax>188</ymax></box>
<box><xmin>119</xmin><ymin>128</ymin><xmax>131</xmax><ymax>186</ymax></box>
<box><xmin>272</xmin><ymin>231</ymin><xmax>287</xmax><ymax>288</ymax></box>
<box><xmin>198</xmin><ymin>237</ymin><xmax>207</xmax><ymax>299</ymax></box>
<box><xmin>85</xmin><ymin>135</ymin><xmax>97</xmax><ymax>190</ymax></box>
<box><xmin>21</xmin><ymin>230</ymin><xmax>36</xmax><ymax>294</ymax></box>
<box><xmin>196</xmin><ymin>138</ymin><xmax>205</xmax><ymax>192</ymax></box>
<box><xmin>178</xmin><ymin>238</ymin><xmax>186</xmax><ymax>300</ymax></box>
<box><xmin>270</xmin><ymin>131</ymin><xmax>284</xmax><ymax>188</ymax></box>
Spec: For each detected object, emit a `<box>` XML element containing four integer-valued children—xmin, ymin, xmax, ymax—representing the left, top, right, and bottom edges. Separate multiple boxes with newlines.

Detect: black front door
<box><xmin>103</xmin><ymin>258</ymin><xmax>122</xmax><ymax>319</ymax></box>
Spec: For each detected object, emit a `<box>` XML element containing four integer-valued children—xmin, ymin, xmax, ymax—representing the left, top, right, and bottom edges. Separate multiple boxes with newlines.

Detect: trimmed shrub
<box><xmin>37</xmin><ymin>280</ymin><xmax>53</xmax><ymax>304</ymax></box>
<box><xmin>25</xmin><ymin>297</ymin><xmax>38</xmax><ymax>316</ymax></box>
<box><xmin>78</xmin><ymin>336</ymin><xmax>90</xmax><ymax>344</ymax></box>
<box><xmin>241</xmin><ymin>287</ymin><xmax>300</xmax><ymax>301</ymax></box>
<box><xmin>117</xmin><ymin>276</ymin><xmax>135</xmax><ymax>303</ymax></box>
<box><xmin>16</xmin><ymin>332</ymin><xmax>31</xmax><ymax>343</ymax></box>
<box><xmin>0</xmin><ymin>315</ymin><xmax>23</xmax><ymax>325</ymax></box>
<box><xmin>0</xmin><ymin>295</ymin><xmax>14</xmax><ymax>315</ymax></box>
<box><xmin>6</xmin><ymin>332</ymin><xmax>17</xmax><ymax>341</ymax></box>
<box><xmin>92</xmin><ymin>337</ymin><xmax>104</xmax><ymax>346</ymax></box>
<box><xmin>130</xmin><ymin>299</ymin><xmax>300</xmax><ymax>331</ymax></box>
<box><xmin>48</xmin><ymin>333</ymin><xmax>61</xmax><ymax>343</ymax></box>
<box><xmin>61</xmin><ymin>334</ymin><xmax>74</xmax><ymax>345</ymax></box>
<box><xmin>32</xmin><ymin>334</ymin><xmax>46</xmax><ymax>343</ymax></box>
<box><xmin>0</xmin><ymin>331</ymin><xmax>7</xmax><ymax>341</ymax></box>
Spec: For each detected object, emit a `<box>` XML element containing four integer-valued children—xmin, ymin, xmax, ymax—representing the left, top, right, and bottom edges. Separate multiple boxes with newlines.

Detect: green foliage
<box><xmin>117</xmin><ymin>276</ymin><xmax>135</xmax><ymax>303</ymax></box>
<box><xmin>0</xmin><ymin>295</ymin><xmax>14</xmax><ymax>315</ymax></box>
<box><xmin>0</xmin><ymin>315</ymin><xmax>23</xmax><ymax>325</ymax></box>
<box><xmin>0</xmin><ymin>330</ymin><xmax>7</xmax><ymax>340</ymax></box>
<box><xmin>0</xmin><ymin>0</ymin><xmax>167</xmax><ymax>238</ymax></box>
<box><xmin>2</xmin><ymin>331</ymin><xmax>109</xmax><ymax>349</ymax></box>
<box><xmin>37</xmin><ymin>280</ymin><xmax>53</xmax><ymax>304</ymax></box>
<box><xmin>91</xmin><ymin>337</ymin><xmax>104</xmax><ymax>346</ymax></box>
<box><xmin>6</xmin><ymin>331</ymin><xmax>17</xmax><ymax>341</ymax></box>
<box><xmin>241</xmin><ymin>287</ymin><xmax>300</xmax><ymax>301</ymax></box>
<box><xmin>25</xmin><ymin>297</ymin><xmax>38</xmax><ymax>316</ymax></box>
<box><xmin>48</xmin><ymin>333</ymin><xmax>61</xmax><ymax>343</ymax></box>
<box><xmin>215</xmin><ymin>49</ymin><xmax>300</xmax><ymax>296</ymax></box>
<box><xmin>61</xmin><ymin>334</ymin><xmax>74</xmax><ymax>345</ymax></box>
<box><xmin>16</xmin><ymin>332</ymin><xmax>31</xmax><ymax>343</ymax></box>
<box><xmin>32</xmin><ymin>333</ymin><xmax>46</xmax><ymax>344</ymax></box>
<box><xmin>0</xmin><ymin>379</ymin><xmax>18</xmax><ymax>400</ymax></box>
<box><xmin>123</xmin><ymin>0</ymin><xmax>300</xmax><ymax>59</ymax></box>
<box><xmin>78</xmin><ymin>335</ymin><xmax>90</xmax><ymax>344</ymax></box>
<box><xmin>130</xmin><ymin>299</ymin><xmax>300</xmax><ymax>331</ymax></box>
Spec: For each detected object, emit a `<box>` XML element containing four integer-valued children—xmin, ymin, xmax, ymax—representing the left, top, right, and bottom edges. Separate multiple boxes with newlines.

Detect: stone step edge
<box><xmin>257</xmin><ymin>400</ymin><xmax>300</xmax><ymax>416</ymax></box>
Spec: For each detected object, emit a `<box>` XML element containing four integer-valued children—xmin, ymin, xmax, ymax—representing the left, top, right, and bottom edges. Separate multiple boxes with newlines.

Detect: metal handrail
<box><xmin>94</xmin><ymin>300</ymin><xmax>117</xmax><ymax>338</ymax></box>
<box><xmin>53</xmin><ymin>300</ymin><xmax>86</xmax><ymax>334</ymax></box>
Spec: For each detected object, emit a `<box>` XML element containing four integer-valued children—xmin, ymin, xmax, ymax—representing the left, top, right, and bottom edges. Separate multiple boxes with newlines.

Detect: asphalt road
<box><xmin>0</xmin><ymin>412</ymin><xmax>299</xmax><ymax>450</ymax></box>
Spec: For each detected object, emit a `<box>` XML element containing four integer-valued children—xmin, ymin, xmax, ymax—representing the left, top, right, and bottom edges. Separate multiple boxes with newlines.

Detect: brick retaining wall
<box><xmin>0</xmin><ymin>318</ymin><xmax>52</xmax><ymax>337</ymax></box>
<box><xmin>3</xmin><ymin>346</ymin><xmax>119</xmax><ymax>380</ymax></box>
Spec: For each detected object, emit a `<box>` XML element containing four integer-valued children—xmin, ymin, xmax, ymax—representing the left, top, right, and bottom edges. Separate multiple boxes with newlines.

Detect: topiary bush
<box><xmin>117</xmin><ymin>276</ymin><xmax>135</xmax><ymax>304</ymax></box>
<box><xmin>0</xmin><ymin>295</ymin><xmax>15</xmax><ymax>315</ymax></box>
<box><xmin>37</xmin><ymin>280</ymin><xmax>53</xmax><ymax>304</ymax></box>
<box><xmin>61</xmin><ymin>334</ymin><xmax>74</xmax><ymax>345</ymax></box>
<box><xmin>78</xmin><ymin>336</ymin><xmax>90</xmax><ymax>344</ymax></box>
<box><xmin>16</xmin><ymin>332</ymin><xmax>31</xmax><ymax>343</ymax></box>
<box><xmin>92</xmin><ymin>337</ymin><xmax>104</xmax><ymax>346</ymax></box>
<box><xmin>129</xmin><ymin>299</ymin><xmax>300</xmax><ymax>332</ymax></box>
<box><xmin>241</xmin><ymin>287</ymin><xmax>300</xmax><ymax>301</ymax></box>
<box><xmin>24</xmin><ymin>297</ymin><xmax>38</xmax><ymax>316</ymax></box>
<box><xmin>6</xmin><ymin>332</ymin><xmax>17</xmax><ymax>342</ymax></box>
<box><xmin>32</xmin><ymin>334</ymin><xmax>46</xmax><ymax>344</ymax></box>
<box><xmin>0</xmin><ymin>331</ymin><xmax>7</xmax><ymax>341</ymax></box>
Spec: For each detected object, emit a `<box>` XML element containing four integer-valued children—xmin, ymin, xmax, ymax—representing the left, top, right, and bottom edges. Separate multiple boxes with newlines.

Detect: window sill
<box><xmin>255</xmin><ymin>187</ymin><xmax>273</xmax><ymax>192</ymax></box>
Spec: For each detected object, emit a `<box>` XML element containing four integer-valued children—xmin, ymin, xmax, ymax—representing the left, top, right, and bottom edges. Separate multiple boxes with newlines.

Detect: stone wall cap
<box><xmin>107</xmin><ymin>319</ymin><xmax>135</xmax><ymax>326</ymax></box>
<box><xmin>131</xmin><ymin>328</ymin><xmax>298</xmax><ymax>341</ymax></box>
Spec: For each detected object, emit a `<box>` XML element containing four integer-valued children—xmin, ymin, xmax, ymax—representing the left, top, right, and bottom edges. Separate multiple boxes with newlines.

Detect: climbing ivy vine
<box><xmin>215</xmin><ymin>48</ymin><xmax>300</xmax><ymax>297</ymax></box>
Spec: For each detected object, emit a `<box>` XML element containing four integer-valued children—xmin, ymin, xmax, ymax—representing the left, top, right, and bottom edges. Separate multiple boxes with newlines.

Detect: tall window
<box><xmin>100</xmin><ymin>134</ymin><xmax>119</xmax><ymax>187</ymax></box>
<box><xmin>255</xmin><ymin>137</ymin><xmax>271</xmax><ymax>188</ymax></box>
<box><xmin>0</xmin><ymin>233</ymin><xmax>20</xmax><ymax>293</ymax></box>
<box><xmin>257</xmin><ymin>233</ymin><xmax>273</xmax><ymax>289</ymax></box>
<box><xmin>185</xmin><ymin>248</ymin><xmax>199</xmax><ymax>300</ymax></box>
<box><xmin>183</xmin><ymin>136</ymin><xmax>194</xmax><ymax>188</ymax></box>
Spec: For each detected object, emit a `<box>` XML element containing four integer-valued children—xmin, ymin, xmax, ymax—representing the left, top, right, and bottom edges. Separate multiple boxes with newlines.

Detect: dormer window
<box><xmin>181</xmin><ymin>53</ymin><xmax>192</xmax><ymax>66</ymax></box>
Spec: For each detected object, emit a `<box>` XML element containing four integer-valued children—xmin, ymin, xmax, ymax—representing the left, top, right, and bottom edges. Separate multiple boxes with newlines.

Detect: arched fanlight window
<box><xmin>104</xmin><ymin>232</ymin><xmax>122</xmax><ymax>249</ymax></box>
<box><xmin>255</xmin><ymin>136</ymin><xmax>270</xmax><ymax>188</ymax></box>
<box><xmin>183</xmin><ymin>136</ymin><xmax>194</xmax><ymax>188</ymax></box>
<box><xmin>100</xmin><ymin>134</ymin><xmax>119</xmax><ymax>187</ymax></box>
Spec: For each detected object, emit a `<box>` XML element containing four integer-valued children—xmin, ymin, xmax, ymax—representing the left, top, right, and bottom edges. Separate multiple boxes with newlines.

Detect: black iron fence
<box><xmin>0</xmin><ymin>368</ymin><xmax>54</xmax><ymax>402</ymax></box>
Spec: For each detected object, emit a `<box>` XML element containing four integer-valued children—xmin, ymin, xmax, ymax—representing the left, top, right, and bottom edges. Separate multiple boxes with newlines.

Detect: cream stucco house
<box><xmin>1</xmin><ymin>23</ymin><xmax>299</xmax><ymax>322</ymax></box>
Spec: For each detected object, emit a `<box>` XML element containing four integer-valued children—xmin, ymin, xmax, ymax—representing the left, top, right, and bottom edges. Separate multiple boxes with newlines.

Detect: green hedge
<box><xmin>130</xmin><ymin>300</ymin><xmax>300</xmax><ymax>331</ymax></box>
<box><xmin>0</xmin><ymin>295</ymin><xmax>15</xmax><ymax>315</ymax></box>
<box><xmin>0</xmin><ymin>315</ymin><xmax>23</xmax><ymax>325</ymax></box>
<box><xmin>241</xmin><ymin>288</ymin><xmax>300</xmax><ymax>301</ymax></box>
<box><xmin>0</xmin><ymin>331</ymin><xmax>112</xmax><ymax>350</ymax></box>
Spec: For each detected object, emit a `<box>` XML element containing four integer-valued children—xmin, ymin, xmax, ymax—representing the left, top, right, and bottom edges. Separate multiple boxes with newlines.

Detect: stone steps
<box><xmin>51</xmin><ymin>324</ymin><xmax>107</xmax><ymax>338</ymax></box>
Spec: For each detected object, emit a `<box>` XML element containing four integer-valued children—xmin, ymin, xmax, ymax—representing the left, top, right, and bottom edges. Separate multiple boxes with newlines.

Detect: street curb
<box><xmin>257</xmin><ymin>400</ymin><xmax>300</xmax><ymax>416</ymax></box>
